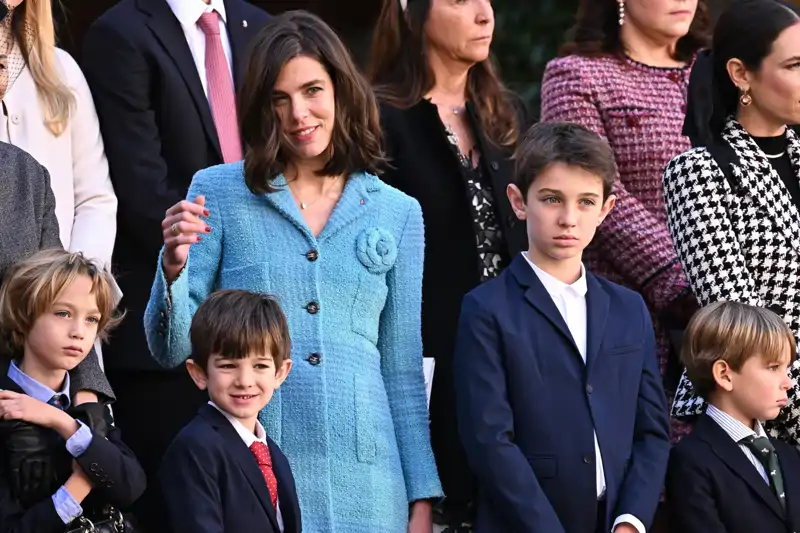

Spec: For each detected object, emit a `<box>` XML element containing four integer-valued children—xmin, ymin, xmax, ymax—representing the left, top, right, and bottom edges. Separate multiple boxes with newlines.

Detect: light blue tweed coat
<box><xmin>144</xmin><ymin>163</ymin><xmax>442</xmax><ymax>532</ymax></box>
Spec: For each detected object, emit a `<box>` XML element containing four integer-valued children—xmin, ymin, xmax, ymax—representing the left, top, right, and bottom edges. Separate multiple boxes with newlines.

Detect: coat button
<box><xmin>306</xmin><ymin>250</ymin><xmax>319</xmax><ymax>262</ymax></box>
<box><xmin>10</xmin><ymin>115</ymin><xmax>19</xmax><ymax>125</ymax></box>
<box><xmin>90</xmin><ymin>463</ymin><xmax>99</xmax><ymax>472</ymax></box>
<box><xmin>306</xmin><ymin>301</ymin><xmax>320</xmax><ymax>314</ymax></box>
<box><xmin>586</xmin><ymin>384</ymin><xmax>593</xmax><ymax>394</ymax></box>
<box><xmin>307</xmin><ymin>353</ymin><xmax>321</xmax><ymax>365</ymax></box>
<box><xmin>490</xmin><ymin>161</ymin><xmax>499</xmax><ymax>171</ymax></box>
<box><xmin>583</xmin><ymin>454</ymin><xmax>594</xmax><ymax>464</ymax></box>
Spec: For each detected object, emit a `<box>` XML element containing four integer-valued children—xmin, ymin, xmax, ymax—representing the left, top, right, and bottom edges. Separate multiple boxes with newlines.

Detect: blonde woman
<box><xmin>0</xmin><ymin>0</ymin><xmax>117</xmax><ymax>278</ymax></box>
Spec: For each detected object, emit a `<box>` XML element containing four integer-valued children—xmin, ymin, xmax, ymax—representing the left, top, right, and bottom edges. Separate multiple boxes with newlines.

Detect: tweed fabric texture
<box><xmin>541</xmin><ymin>54</ymin><xmax>694</xmax><ymax>440</ymax></box>
<box><xmin>145</xmin><ymin>164</ymin><xmax>443</xmax><ymax>532</ymax></box>
<box><xmin>664</xmin><ymin>118</ymin><xmax>800</xmax><ymax>443</ymax></box>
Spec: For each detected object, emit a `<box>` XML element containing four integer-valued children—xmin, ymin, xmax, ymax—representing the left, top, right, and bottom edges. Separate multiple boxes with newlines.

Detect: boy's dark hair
<box><xmin>190</xmin><ymin>290</ymin><xmax>292</xmax><ymax>372</ymax></box>
<box><xmin>682</xmin><ymin>301</ymin><xmax>796</xmax><ymax>398</ymax></box>
<box><xmin>512</xmin><ymin>122</ymin><xmax>617</xmax><ymax>200</ymax></box>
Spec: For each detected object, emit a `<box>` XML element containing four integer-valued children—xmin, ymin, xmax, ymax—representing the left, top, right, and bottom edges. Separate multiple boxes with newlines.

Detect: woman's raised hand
<box><xmin>161</xmin><ymin>195</ymin><xmax>210</xmax><ymax>282</ymax></box>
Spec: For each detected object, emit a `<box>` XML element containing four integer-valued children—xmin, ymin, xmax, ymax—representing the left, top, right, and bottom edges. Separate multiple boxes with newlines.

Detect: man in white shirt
<box><xmin>80</xmin><ymin>0</ymin><xmax>270</xmax><ymax>528</ymax></box>
<box><xmin>454</xmin><ymin>122</ymin><xmax>670</xmax><ymax>533</ymax></box>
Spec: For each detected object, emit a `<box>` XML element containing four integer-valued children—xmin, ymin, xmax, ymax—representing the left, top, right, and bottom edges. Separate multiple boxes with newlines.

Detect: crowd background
<box><xmin>48</xmin><ymin>0</ymin><xmax>736</xmax><ymax>116</ymax></box>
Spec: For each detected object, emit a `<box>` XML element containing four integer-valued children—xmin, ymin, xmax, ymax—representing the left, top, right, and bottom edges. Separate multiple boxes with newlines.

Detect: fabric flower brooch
<box><xmin>356</xmin><ymin>228</ymin><xmax>397</xmax><ymax>275</ymax></box>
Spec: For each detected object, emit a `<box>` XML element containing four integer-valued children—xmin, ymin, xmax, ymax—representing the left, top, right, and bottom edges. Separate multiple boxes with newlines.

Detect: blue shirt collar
<box><xmin>7</xmin><ymin>360</ymin><xmax>71</xmax><ymax>408</ymax></box>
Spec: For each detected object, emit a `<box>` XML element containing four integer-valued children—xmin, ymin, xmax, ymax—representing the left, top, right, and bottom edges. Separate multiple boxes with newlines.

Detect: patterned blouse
<box><xmin>444</xmin><ymin>123</ymin><xmax>506</xmax><ymax>281</ymax></box>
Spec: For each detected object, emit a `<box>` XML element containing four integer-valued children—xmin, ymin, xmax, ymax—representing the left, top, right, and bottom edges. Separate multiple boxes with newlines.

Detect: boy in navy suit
<box><xmin>454</xmin><ymin>122</ymin><xmax>670</xmax><ymax>533</ymax></box>
<box><xmin>159</xmin><ymin>290</ymin><xmax>300</xmax><ymax>533</ymax></box>
<box><xmin>666</xmin><ymin>301</ymin><xmax>800</xmax><ymax>533</ymax></box>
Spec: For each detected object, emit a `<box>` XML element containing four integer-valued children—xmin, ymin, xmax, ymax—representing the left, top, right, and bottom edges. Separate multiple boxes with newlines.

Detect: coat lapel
<box><xmin>199</xmin><ymin>405</ymin><xmax>280</xmax><ymax>530</ymax></box>
<box><xmin>696</xmin><ymin>415</ymin><xmax>786</xmax><ymax>520</ymax></box>
<box><xmin>261</xmin><ymin>173</ymin><xmax>374</xmax><ymax>244</ymax></box>
<box><xmin>270</xmin><ymin>439</ymin><xmax>301</xmax><ymax>533</ymax></box>
<box><xmin>316</xmin><ymin>172</ymin><xmax>374</xmax><ymax>244</ymax></box>
<box><xmin>509</xmin><ymin>255</ymin><xmax>581</xmax><ymax>358</ymax></box>
<box><xmin>585</xmin><ymin>273</ymin><xmax>609</xmax><ymax>371</ymax></box>
<box><xmin>138</xmin><ymin>0</ymin><xmax>222</xmax><ymax>161</ymax></box>
<box><xmin>723</xmin><ymin>118</ymin><xmax>800</xmax><ymax>252</ymax></box>
<box><xmin>223</xmin><ymin>0</ymin><xmax>257</xmax><ymax>90</ymax></box>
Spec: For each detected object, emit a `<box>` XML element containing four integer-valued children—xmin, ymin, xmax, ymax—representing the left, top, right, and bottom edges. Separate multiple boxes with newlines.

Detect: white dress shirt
<box><xmin>706</xmin><ymin>404</ymin><xmax>770</xmax><ymax>483</ymax></box>
<box><xmin>209</xmin><ymin>402</ymin><xmax>284</xmax><ymax>531</ymax></box>
<box><xmin>165</xmin><ymin>0</ymin><xmax>234</xmax><ymax>96</ymax></box>
<box><xmin>523</xmin><ymin>253</ymin><xmax>645</xmax><ymax>533</ymax></box>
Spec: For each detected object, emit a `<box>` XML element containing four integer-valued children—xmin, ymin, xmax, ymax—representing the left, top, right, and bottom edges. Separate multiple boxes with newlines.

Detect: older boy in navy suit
<box><xmin>159</xmin><ymin>290</ymin><xmax>300</xmax><ymax>533</ymax></box>
<box><xmin>454</xmin><ymin>122</ymin><xmax>670</xmax><ymax>533</ymax></box>
<box><xmin>666</xmin><ymin>301</ymin><xmax>800</xmax><ymax>533</ymax></box>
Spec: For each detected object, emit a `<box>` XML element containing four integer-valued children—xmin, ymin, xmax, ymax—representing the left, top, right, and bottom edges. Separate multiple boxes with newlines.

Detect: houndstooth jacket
<box><xmin>663</xmin><ymin>117</ymin><xmax>800</xmax><ymax>442</ymax></box>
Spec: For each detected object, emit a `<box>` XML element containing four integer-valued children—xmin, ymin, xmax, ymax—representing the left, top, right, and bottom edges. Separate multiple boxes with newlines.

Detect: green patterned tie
<box><xmin>741</xmin><ymin>435</ymin><xmax>785</xmax><ymax>512</ymax></box>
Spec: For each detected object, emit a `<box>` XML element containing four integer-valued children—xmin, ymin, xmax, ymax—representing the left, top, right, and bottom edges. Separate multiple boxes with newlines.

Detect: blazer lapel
<box><xmin>316</xmin><ymin>172</ymin><xmax>374</xmax><ymax>244</ymax></box>
<box><xmin>223</xmin><ymin>0</ymin><xmax>256</xmax><ymax>90</ymax></box>
<box><xmin>261</xmin><ymin>175</ymin><xmax>316</xmax><ymax>241</ymax></box>
<box><xmin>696</xmin><ymin>415</ymin><xmax>786</xmax><ymax>519</ymax></box>
<box><xmin>723</xmin><ymin>118</ymin><xmax>800</xmax><ymax>252</ymax></box>
<box><xmin>509</xmin><ymin>255</ymin><xmax>581</xmax><ymax>357</ymax></box>
<box><xmin>584</xmin><ymin>273</ymin><xmax>609</xmax><ymax>371</ymax></box>
<box><xmin>270</xmin><ymin>440</ymin><xmax>301</xmax><ymax>533</ymax></box>
<box><xmin>199</xmin><ymin>405</ymin><xmax>280</xmax><ymax>530</ymax></box>
<box><xmin>138</xmin><ymin>0</ymin><xmax>222</xmax><ymax>161</ymax></box>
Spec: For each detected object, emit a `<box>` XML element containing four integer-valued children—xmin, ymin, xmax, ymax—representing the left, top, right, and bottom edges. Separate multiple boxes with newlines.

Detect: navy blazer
<box><xmin>454</xmin><ymin>254</ymin><xmax>670</xmax><ymax>533</ymax></box>
<box><xmin>0</xmin><ymin>367</ymin><xmax>146</xmax><ymax>533</ymax></box>
<box><xmin>666</xmin><ymin>413</ymin><xmax>800</xmax><ymax>533</ymax></box>
<box><xmin>159</xmin><ymin>404</ymin><xmax>301</xmax><ymax>533</ymax></box>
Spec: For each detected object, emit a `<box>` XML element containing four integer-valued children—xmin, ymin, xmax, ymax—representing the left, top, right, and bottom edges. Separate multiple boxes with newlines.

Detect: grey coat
<box><xmin>0</xmin><ymin>141</ymin><xmax>113</xmax><ymax>399</ymax></box>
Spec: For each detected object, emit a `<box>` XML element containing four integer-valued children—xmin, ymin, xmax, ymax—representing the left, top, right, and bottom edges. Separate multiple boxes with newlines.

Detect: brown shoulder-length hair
<box><xmin>239</xmin><ymin>10</ymin><xmax>385</xmax><ymax>194</ymax></box>
<box><xmin>560</xmin><ymin>0</ymin><xmax>711</xmax><ymax>62</ymax></box>
<box><xmin>367</xmin><ymin>0</ymin><xmax>519</xmax><ymax>148</ymax></box>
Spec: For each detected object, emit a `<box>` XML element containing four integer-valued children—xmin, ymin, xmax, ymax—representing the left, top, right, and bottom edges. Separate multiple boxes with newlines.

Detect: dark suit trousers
<box><xmin>107</xmin><ymin>368</ymin><xmax>207</xmax><ymax>531</ymax></box>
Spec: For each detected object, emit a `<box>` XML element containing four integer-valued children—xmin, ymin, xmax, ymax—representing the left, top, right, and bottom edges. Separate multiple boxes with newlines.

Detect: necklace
<box><xmin>451</xmin><ymin>105</ymin><xmax>465</xmax><ymax>115</ymax></box>
<box><xmin>288</xmin><ymin>175</ymin><xmax>342</xmax><ymax>210</ymax></box>
<box><xmin>765</xmin><ymin>152</ymin><xmax>786</xmax><ymax>159</ymax></box>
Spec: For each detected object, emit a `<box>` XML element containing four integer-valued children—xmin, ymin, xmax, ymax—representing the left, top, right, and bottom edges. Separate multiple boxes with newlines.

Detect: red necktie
<box><xmin>196</xmin><ymin>11</ymin><xmax>243</xmax><ymax>163</ymax></box>
<box><xmin>249</xmin><ymin>441</ymin><xmax>278</xmax><ymax>509</ymax></box>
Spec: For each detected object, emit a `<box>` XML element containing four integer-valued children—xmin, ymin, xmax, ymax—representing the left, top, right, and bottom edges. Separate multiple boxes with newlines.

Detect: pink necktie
<box><xmin>250</xmin><ymin>441</ymin><xmax>278</xmax><ymax>509</ymax></box>
<box><xmin>196</xmin><ymin>11</ymin><xmax>242</xmax><ymax>163</ymax></box>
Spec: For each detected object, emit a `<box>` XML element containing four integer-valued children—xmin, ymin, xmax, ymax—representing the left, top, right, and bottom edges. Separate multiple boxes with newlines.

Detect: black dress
<box><xmin>379</xmin><ymin>99</ymin><xmax>527</xmax><ymax>526</ymax></box>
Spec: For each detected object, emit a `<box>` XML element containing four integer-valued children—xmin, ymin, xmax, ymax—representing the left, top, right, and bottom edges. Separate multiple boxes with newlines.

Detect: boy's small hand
<box><xmin>0</xmin><ymin>390</ymin><xmax>61</xmax><ymax>428</ymax></box>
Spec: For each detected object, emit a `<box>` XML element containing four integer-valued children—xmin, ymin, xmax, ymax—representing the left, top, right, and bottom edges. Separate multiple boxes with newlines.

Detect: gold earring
<box><xmin>740</xmin><ymin>89</ymin><xmax>753</xmax><ymax>107</ymax></box>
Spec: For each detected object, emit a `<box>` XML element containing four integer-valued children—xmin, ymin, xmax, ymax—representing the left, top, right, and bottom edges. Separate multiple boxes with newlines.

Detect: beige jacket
<box><xmin>1</xmin><ymin>47</ymin><xmax>118</xmax><ymax>270</ymax></box>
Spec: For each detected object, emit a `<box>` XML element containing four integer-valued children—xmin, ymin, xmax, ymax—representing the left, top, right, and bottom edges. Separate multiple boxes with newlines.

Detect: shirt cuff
<box><xmin>65</xmin><ymin>421</ymin><xmax>93</xmax><ymax>457</ymax></box>
<box><xmin>52</xmin><ymin>486</ymin><xmax>83</xmax><ymax>524</ymax></box>
<box><xmin>613</xmin><ymin>514</ymin><xmax>646</xmax><ymax>533</ymax></box>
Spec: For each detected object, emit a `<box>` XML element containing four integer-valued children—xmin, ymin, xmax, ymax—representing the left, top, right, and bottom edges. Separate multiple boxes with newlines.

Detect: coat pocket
<box><xmin>355</xmin><ymin>373</ymin><xmax>376</xmax><ymax>464</ymax></box>
<box><xmin>524</xmin><ymin>455</ymin><xmax>557</xmax><ymax>479</ymax></box>
<box><xmin>351</xmin><ymin>270</ymin><xmax>389</xmax><ymax>345</ymax></box>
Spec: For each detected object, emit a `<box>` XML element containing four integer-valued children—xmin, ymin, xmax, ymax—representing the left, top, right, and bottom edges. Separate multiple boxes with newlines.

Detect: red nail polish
<box><xmin>203</xmin><ymin>209</ymin><xmax>210</xmax><ymax>216</ymax></box>
<box><xmin>205</xmin><ymin>226</ymin><xmax>212</xmax><ymax>233</ymax></box>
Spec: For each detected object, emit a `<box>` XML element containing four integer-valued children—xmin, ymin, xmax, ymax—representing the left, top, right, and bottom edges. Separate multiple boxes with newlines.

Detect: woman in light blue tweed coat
<box><xmin>143</xmin><ymin>11</ymin><xmax>441</xmax><ymax>533</ymax></box>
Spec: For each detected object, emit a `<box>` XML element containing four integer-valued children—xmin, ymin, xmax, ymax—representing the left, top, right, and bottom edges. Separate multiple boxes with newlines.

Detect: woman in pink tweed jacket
<box><xmin>540</xmin><ymin>0</ymin><xmax>709</xmax><ymax>442</ymax></box>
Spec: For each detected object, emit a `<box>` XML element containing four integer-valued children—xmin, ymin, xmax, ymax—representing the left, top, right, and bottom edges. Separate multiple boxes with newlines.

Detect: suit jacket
<box><xmin>0</xmin><ymin>142</ymin><xmax>111</xmax><ymax>399</ymax></box>
<box><xmin>145</xmin><ymin>167</ymin><xmax>442</xmax><ymax>531</ymax></box>
<box><xmin>81</xmin><ymin>0</ymin><xmax>270</xmax><ymax>372</ymax></box>
<box><xmin>0</xmin><ymin>364</ymin><xmax>146</xmax><ymax>533</ymax></box>
<box><xmin>159</xmin><ymin>404</ymin><xmax>300</xmax><ymax>533</ymax></box>
<box><xmin>664</xmin><ymin>118</ymin><xmax>800</xmax><ymax>442</ymax></box>
<box><xmin>666</xmin><ymin>413</ymin><xmax>800</xmax><ymax>533</ymax></box>
<box><xmin>379</xmin><ymin>99</ymin><xmax>528</xmax><ymax>501</ymax></box>
<box><xmin>454</xmin><ymin>254</ymin><xmax>671</xmax><ymax>533</ymax></box>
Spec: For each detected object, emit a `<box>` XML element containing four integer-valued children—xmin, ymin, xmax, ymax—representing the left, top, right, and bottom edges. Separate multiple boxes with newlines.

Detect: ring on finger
<box><xmin>170</xmin><ymin>223</ymin><xmax>180</xmax><ymax>236</ymax></box>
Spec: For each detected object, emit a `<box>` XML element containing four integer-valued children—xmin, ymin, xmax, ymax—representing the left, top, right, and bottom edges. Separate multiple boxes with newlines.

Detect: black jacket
<box><xmin>0</xmin><ymin>364</ymin><xmax>146</xmax><ymax>533</ymax></box>
<box><xmin>81</xmin><ymin>0</ymin><xmax>271</xmax><ymax>372</ymax></box>
<box><xmin>379</xmin><ymin>98</ymin><xmax>528</xmax><ymax>501</ymax></box>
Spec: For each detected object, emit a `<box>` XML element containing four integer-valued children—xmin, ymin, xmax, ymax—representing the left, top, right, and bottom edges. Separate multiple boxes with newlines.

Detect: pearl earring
<box><xmin>618</xmin><ymin>0</ymin><xmax>625</xmax><ymax>26</ymax></box>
